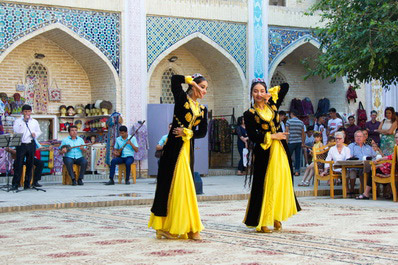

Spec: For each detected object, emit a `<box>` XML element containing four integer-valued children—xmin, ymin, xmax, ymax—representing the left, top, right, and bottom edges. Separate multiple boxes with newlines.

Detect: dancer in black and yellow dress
<box><xmin>149</xmin><ymin>74</ymin><xmax>208</xmax><ymax>240</ymax></box>
<box><xmin>244</xmin><ymin>79</ymin><xmax>301</xmax><ymax>233</ymax></box>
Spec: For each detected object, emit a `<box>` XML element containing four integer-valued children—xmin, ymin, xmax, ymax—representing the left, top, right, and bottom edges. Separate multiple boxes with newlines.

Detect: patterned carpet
<box><xmin>0</xmin><ymin>200</ymin><xmax>397</xmax><ymax>264</ymax></box>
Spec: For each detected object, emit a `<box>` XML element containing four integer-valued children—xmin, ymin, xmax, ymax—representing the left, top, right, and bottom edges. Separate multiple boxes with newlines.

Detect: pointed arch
<box><xmin>0</xmin><ymin>23</ymin><xmax>121</xmax><ymax>108</ymax></box>
<box><xmin>148</xmin><ymin>32</ymin><xmax>246</xmax><ymax>88</ymax></box>
<box><xmin>268</xmin><ymin>36</ymin><xmax>321</xmax><ymax>81</ymax></box>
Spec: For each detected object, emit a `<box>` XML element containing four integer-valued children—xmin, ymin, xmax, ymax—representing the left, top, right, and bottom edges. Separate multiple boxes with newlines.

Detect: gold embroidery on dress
<box><xmin>185</xmin><ymin>112</ymin><xmax>192</xmax><ymax>123</ymax></box>
<box><xmin>184</xmin><ymin>102</ymin><xmax>190</xmax><ymax>109</ymax></box>
<box><xmin>255</xmin><ymin>116</ymin><xmax>260</xmax><ymax>124</ymax></box>
<box><xmin>249</xmin><ymin>108</ymin><xmax>255</xmax><ymax>114</ymax></box>
<box><xmin>194</xmin><ymin>120</ymin><xmax>201</xmax><ymax>126</ymax></box>
<box><xmin>272</xmin><ymin>105</ymin><xmax>277</xmax><ymax>111</ymax></box>
<box><xmin>262</xmin><ymin>124</ymin><xmax>269</xmax><ymax>130</ymax></box>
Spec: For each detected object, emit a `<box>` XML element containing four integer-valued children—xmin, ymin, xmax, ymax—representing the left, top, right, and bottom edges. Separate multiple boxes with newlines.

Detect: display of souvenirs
<box><xmin>0</xmin><ymin>92</ymin><xmax>11</xmax><ymax>116</ymax></box>
<box><xmin>34</xmin><ymin>78</ymin><xmax>49</xmax><ymax>114</ymax></box>
<box><xmin>9</xmin><ymin>93</ymin><xmax>25</xmax><ymax>114</ymax></box>
<box><xmin>100</xmin><ymin>101</ymin><xmax>112</xmax><ymax>115</ymax></box>
<box><xmin>59</xmin><ymin>105</ymin><xmax>67</xmax><ymax>117</ymax></box>
<box><xmin>75</xmin><ymin>104</ymin><xmax>85</xmax><ymax>117</ymax></box>
<box><xmin>48</xmin><ymin>80</ymin><xmax>61</xmax><ymax>101</ymax></box>
<box><xmin>74</xmin><ymin>119</ymin><xmax>83</xmax><ymax>131</ymax></box>
<box><xmin>85</xmin><ymin>104</ymin><xmax>91</xmax><ymax>116</ymax></box>
<box><xmin>66</xmin><ymin>105</ymin><xmax>75</xmax><ymax>116</ymax></box>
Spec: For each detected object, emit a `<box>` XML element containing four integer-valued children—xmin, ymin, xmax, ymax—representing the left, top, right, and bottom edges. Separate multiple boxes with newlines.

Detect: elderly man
<box><xmin>347</xmin><ymin>130</ymin><xmax>376</xmax><ymax>197</ymax></box>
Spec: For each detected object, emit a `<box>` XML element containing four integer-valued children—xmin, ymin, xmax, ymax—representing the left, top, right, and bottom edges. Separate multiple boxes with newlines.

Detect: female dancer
<box><xmin>243</xmin><ymin>79</ymin><xmax>300</xmax><ymax>233</ymax></box>
<box><xmin>149</xmin><ymin>74</ymin><xmax>208</xmax><ymax>240</ymax></box>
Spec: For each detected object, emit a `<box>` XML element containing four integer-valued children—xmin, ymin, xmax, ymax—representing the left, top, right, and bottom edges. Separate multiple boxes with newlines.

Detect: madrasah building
<box><xmin>0</xmin><ymin>0</ymin><xmax>396</xmax><ymax>172</ymax></box>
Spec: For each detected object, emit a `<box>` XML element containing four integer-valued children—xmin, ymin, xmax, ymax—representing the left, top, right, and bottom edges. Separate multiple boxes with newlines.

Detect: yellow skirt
<box><xmin>256</xmin><ymin>140</ymin><xmax>297</xmax><ymax>230</ymax></box>
<box><xmin>148</xmin><ymin>138</ymin><xmax>204</xmax><ymax>236</ymax></box>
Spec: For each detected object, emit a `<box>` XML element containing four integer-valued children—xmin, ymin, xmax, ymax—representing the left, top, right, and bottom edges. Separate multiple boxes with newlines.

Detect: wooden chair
<box><xmin>118</xmin><ymin>163</ymin><xmax>136</xmax><ymax>184</ymax></box>
<box><xmin>313</xmin><ymin>143</ymin><xmax>347</xmax><ymax>198</ymax></box>
<box><xmin>370</xmin><ymin>145</ymin><xmax>397</xmax><ymax>202</ymax></box>
<box><xmin>19</xmin><ymin>165</ymin><xmax>34</xmax><ymax>187</ymax></box>
<box><xmin>62</xmin><ymin>164</ymin><xmax>80</xmax><ymax>185</ymax></box>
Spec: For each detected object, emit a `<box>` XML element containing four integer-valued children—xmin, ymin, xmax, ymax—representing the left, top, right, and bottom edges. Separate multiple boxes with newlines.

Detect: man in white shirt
<box><xmin>327</xmin><ymin>108</ymin><xmax>343</xmax><ymax>136</ymax></box>
<box><xmin>11</xmin><ymin>105</ymin><xmax>42</xmax><ymax>190</ymax></box>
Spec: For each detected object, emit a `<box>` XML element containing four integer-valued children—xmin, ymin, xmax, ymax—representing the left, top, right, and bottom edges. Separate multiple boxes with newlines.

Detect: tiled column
<box><xmin>123</xmin><ymin>0</ymin><xmax>147</xmax><ymax>127</ymax></box>
<box><xmin>248</xmin><ymin>0</ymin><xmax>268</xmax><ymax>82</ymax></box>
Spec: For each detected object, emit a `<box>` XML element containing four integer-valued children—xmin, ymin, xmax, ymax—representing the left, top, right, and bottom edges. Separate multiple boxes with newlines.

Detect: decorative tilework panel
<box><xmin>253</xmin><ymin>0</ymin><xmax>265</xmax><ymax>79</ymax></box>
<box><xmin>0</xmin><ymin>2</ymin><xmax>120</xmax><ymax>73</ymax></box>
<box><xmin>269</xmin><ymin>26</ymin><xmax>318</xmax><ymax>64</ymax></box>
<box><xmin>147</xmin><ymin>16</ymin><xmax>247</xmax><ymax>75</ymax></box>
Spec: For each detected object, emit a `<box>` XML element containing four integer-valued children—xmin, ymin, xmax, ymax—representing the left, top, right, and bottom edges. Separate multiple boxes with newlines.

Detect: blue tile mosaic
<box><xmin>0</xmin><ymin>2</ymin><xmax>120</xmax><ymax>73</ymax></box>
<box><xmin>147</xmin><ymin>16</ymin><xmax>247</xmax><ymax>75</ymax></box>
<box><xmin>253</xmin><ymin>0</ymin><xmax>265</xmax><ymax>79</ymax></box>
<box><xmin>269</xmin><ymin>26</ymin><xmax>318</xmax><ymax>66</ymax></box>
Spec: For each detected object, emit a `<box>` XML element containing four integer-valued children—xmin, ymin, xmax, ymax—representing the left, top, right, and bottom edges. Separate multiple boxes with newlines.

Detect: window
<box><xmin>161</xmin><ymin>68</ymin><xmax>176</xmax><ymax>104</ymax></box>
<box><xmin>269</xmin><ymin>0</ymin><xmax>286</xmax><ymax>6</ymax></box>
<box><xmin>270</xmin><ymin>71</ymin><xmax>287</xmax><ymax>87</ymax></box>
<box><xmin>26</xmin><ymin>62</ymin><xmax>48</xmax><ymax>79</ymax></box>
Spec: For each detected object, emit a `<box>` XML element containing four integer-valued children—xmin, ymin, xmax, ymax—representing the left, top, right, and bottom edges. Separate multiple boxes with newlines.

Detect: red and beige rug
<box><xmin>0</xmin><ymin>200</ymin><xmax>397</xmax><ymax>264</ymax></box>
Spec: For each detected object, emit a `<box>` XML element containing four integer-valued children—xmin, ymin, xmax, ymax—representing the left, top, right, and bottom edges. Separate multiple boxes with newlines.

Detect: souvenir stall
<box><xmin>0</xmin><ymin>85</ymin><xmax>114</xmax><ymax>175</ymax></box>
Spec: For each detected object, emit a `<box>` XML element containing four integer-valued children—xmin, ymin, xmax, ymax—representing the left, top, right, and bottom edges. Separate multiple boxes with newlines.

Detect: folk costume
<box><xmin>149</xmin><ymin>75</ymin><xmax>208</xmax><ymax>237</ymax></box>
<box><xmin>243</xmin><ymin>83</ymin><xmax>301</xmax><ymax>231</ymax></box>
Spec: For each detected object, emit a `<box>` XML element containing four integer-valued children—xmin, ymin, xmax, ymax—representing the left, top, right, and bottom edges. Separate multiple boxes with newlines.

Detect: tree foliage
<box><xmin>304</xmin><ymin>0</ymin><xmax>398</xmax><ymax>87</ymax></box>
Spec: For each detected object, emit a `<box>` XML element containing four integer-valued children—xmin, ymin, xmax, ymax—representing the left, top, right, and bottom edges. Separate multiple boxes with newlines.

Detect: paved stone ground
<box><xmin>0</xmin><ymin>175</ymin><xmax>342</xmax><ymax>212</ymax></box>
<box><xmin>0</xmin><ymin>198</ymin><xmax>397</xmax><ymax>264</ymax></box>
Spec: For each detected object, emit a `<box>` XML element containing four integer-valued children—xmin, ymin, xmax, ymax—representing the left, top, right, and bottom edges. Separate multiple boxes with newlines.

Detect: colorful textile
<box><xmin>380</xmin><ymin>134</ymin><xmax>395</xmax><ymax>156</ymax></box>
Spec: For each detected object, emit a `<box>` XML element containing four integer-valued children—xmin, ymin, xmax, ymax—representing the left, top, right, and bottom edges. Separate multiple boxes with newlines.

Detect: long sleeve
<box><xmin>33</xmin><ymin>119</ymin><xmax>42</xmax><ymax>139</ymax></box>
<box><xmin>244</xmin><ymin>111</ymin><xmax>266</xmax><ymax>144</ymax></box>
<box><xmin>274</xmin><ymin>83</ymin><xmax>289</xmax><ymax>109</ymax></box>
<box><xmin>171</xmin><ymin>75</ymin><xmax>188</xmax><ymax>104</ymax></box>
<box><xmin>324</xmin><ymin>148</ymin><xmax>333</xmax><ymax>169</ymax></box>
<box><xmin>193</xmin><ymin>107</ymin><xmax>208</xmax><ymax>139</ymax></box>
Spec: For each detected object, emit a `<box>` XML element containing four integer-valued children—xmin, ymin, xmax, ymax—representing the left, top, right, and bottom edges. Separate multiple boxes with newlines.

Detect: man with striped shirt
<box><xmin>286</xmin><ymin>110</ymin><xmax>305</xmax><ymax>176</ymax></box>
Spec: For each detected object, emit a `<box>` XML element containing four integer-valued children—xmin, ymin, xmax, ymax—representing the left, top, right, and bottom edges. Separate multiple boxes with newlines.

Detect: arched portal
<box><xmin>148</xmin><ymin>33</ymin><xmax>247</xmax><ymax>168</ymax></box>
<box><xmin>270</xmin><ymin>41</ymin><xmax>346</xmax><ymax>113</ymax></box>
<box><xmin>148</xmin><ymin>33</ymin><xmax>246</xmax><ymax>117</ymax></box>
<box><xmin>0</xmin><ymin>23</ymin><xmax>121</xmax><ymax>110</ymax></box>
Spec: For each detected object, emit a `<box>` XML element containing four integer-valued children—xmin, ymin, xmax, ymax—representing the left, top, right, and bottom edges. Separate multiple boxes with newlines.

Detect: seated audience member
<box><xmin>321</xmin><ymin>131</ymin><xmax>351</xmax><ymax>176</ymax></box>
<box><xmin>299</xmin><ymin>132</ymin><xmax>323</xmax><ymax>186</ymax></box>
<box><xmin>60</xmin><ymin>125</ymin><xmax>88</xmax><ymax>186</ymax></box>
<box><xmin>362</xmin><ymin>129</ymin><xmax>373</xmax><ymax>146</ymax></box>
<box><xmin>357</xmin><ymin>131</ymin><xmax>398</xmax><ymax>200</ymax></box>
<box><xmin>347</xmin><ymin>130</ymin><xmax>376</xmax><ymax>197</ymax></box>
<box><xmin>105</xmin><ymin>125</ymin><xmax>139</xmax><ymax>185</ymax></box>
<box><xmin>303</xmin><ymin>126</ymin><xmax>315</xmax><ymax>166</ymax></box>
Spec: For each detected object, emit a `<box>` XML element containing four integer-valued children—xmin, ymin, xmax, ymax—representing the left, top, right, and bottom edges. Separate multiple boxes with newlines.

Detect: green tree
<box><xmin>304</xmin><ymin>0</ymin><xmax>398</xmax><ymax>87</ymax></box>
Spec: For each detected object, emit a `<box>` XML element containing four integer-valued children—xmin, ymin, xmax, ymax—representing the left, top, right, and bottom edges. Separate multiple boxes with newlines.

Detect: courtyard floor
<box><xmin>1</xmin><ymin>197</ymin><xmax>397</xmax><ymax>264</ymax></box>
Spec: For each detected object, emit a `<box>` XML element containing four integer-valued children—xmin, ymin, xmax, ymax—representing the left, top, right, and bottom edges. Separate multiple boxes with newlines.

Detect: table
<box><xmin>334</xmin><ymin>160</ymin><xmax>370</xmax><ymax>195</ymax></box>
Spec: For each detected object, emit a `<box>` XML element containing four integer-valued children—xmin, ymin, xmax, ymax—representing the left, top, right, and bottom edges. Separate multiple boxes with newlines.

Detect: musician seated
<box><xmin>105</xmin><ymin>125</ymin><xmax>139</xmax><ymax>185</ymax></box>
<box><xmin>60</xmin><ymin>125</ymin><xmax>88</xmax><ymax>186</ymax></box>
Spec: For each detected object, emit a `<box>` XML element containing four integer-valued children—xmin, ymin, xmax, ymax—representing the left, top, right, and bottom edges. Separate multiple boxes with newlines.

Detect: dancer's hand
<box><xmin>191</xmin><ymin>81</ymin><xmax>205</xmax><ymax>99</ymax></box>
<box><xmin>263</xmin><ymin>93</ymin><xmax>271</xmax><ymax>103</ymax></box>
<box><xmin>271</xmin><ymin>132</ymin><xmax>289</xmax><ymax>140</ymax></box>
<box><xmin>173</xmin><ymin>127</ymin><xmax>186</xmax><ymax>137</ymax></box>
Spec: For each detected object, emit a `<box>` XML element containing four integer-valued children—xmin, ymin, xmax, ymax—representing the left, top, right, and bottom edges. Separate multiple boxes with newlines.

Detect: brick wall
<box><xmin>0</xmin><ymin>35</ymin><xmax>92</xmax><ymax>114</ymax></box>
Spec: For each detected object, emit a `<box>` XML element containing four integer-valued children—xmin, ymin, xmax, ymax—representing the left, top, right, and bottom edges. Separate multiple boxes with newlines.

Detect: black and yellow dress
<box><xmin>149</xmin><ymin>75</ymin><xmax>208</xmax><ymax>237</ymax></box>
<box><xmin>243</xmin><ymin>84</ymin><xmax>301</xmax><ymax>230</ymax></box>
